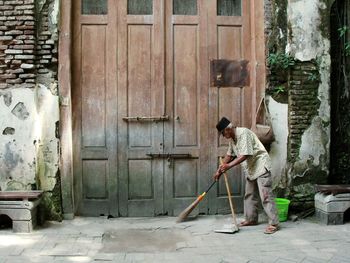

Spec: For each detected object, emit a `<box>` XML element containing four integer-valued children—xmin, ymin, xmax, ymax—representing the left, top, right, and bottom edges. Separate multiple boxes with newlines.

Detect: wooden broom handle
<box><xmin>220</xmin><ymin>157</ymin><xmax>238</xmax><ymax>226</ymax></box>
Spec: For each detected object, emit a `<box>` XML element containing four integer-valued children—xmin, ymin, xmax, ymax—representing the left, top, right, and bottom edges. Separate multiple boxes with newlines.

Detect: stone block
<box><xmin>315</xmin><ymin>192</ymin><xmax>350</xmax><ymax>225</ymax></box>
<box><xmin>315</xmin><ymin>209</ymin><xmax>343</xmax><ymax>225</ymax></box>
<box><xmin>0</xmin><ymin>192</ymin><xmax>42</xmax><ymax>233</ymax></box>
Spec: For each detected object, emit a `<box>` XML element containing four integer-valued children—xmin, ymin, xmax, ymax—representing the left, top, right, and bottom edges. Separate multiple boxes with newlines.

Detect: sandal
<box><xmin>264</xmin><ymin>224</ymin><xmax>279</xmax><ymax>234</ymax></box>
<box><xmin>239</xmin><ymin>221</ymin><xmax>258</xmax><ymax>227</ymax></box>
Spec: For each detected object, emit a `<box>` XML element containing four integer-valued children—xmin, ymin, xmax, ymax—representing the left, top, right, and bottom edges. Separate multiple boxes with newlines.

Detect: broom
<box><xmin>176</xmin><ymin>179</ymin><xmax>218</xmax><ymax>223</ymax></box>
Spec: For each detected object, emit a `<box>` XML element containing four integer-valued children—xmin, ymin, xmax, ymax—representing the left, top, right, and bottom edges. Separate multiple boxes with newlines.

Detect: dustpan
<box><xmin>214</xmin><ymin>224</ymin><xmax>239</xmax><ymax>234</ymax></box>
<box><xmin>214</xmin><ymin>157</ymin><xmax>240</xmax><ymax>234</ymax></box>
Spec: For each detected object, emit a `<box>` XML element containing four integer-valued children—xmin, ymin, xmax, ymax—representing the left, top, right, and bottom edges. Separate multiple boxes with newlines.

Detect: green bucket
<box><xmin>275</xmin><ymin>198</ymin><xmax>290</xmax><ymax>222</ymax></box>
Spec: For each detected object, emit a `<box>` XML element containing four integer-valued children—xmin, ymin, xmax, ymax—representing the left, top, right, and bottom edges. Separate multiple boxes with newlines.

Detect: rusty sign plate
<box><xmin>210</xmin><ymin>59</ymin><xmax>250</xmax><ymax>87</ymax></box>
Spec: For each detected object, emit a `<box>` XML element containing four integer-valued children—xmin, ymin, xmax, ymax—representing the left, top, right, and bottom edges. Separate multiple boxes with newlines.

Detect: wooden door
<box><xmin>117</xmin><ymin>0</ymin><xmax>166</xmax><ymax>216</ymax></box>
<box><xmin>72</xmin><ymin>0</ymin><xmax>253</xmax><ymax>216</ymax></box>
<box><xmin>163</xmin><ymin>0</ymin><xmax>210</xmax><ymax>216</ymax></box>
<box><xmin>208</xmin><ymin>0</ymin><xmax>251</xmax><ymax>214</ymax></box>
<box><xmin>72</xmin><ymin>0</ymin><xmax>118</xmax><ymax>216</ymax></box>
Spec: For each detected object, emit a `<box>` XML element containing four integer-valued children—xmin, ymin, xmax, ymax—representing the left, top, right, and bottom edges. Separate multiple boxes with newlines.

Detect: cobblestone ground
<box><xmin>0</xmin><ymin>215</ymin><xmax>349</xmax><ymax>263</ymax></box>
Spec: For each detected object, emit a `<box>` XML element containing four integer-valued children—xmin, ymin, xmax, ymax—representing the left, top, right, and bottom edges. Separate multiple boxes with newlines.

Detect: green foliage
<box><xmin>345</xmin><ymin>42</ymin><xmax>350</xmax><ymax>56</ymax></box>
<box><xmin>307</xmin><ymin>72</ymin><xmax>318</xmax><ymax>82</ymax></box>
<box><xmin>338</xmin><ymin>26</ymin><xmax>350</xmax><ymax>57</ymax></box>
<box><xmin>273</xmin><ymin>85</ymin><xmax>285</xmax><ymax>95</ymax></box>
<box><xmin>338</xmin><ymin>26</ymin><xmax>348</xmax><ymax>38</ymax></box>
<box><xmin>267</xmin><ymin>52</ymin><xmax>295</xmax><ymax>70</ymax></box>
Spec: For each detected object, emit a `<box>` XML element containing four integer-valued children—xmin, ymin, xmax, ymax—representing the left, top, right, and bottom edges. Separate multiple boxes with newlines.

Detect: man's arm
<box><xmin>214</xmin><ymin>155</ymin><xmax>248</xmax><ymax>180</ymax></box>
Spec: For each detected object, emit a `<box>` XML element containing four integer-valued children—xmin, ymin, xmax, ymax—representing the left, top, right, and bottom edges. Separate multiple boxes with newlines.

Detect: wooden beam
<box><xmin>58</xmin><ymin>0</ymin><xmax>74</xmax><ymax>219</ymax></box>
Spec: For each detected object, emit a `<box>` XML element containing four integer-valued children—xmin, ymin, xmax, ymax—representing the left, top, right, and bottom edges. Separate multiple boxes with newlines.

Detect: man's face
<box><xmin>221</xmin><ymin>128</ymin><xmax>230</xmax><ymax>139</ymax></box>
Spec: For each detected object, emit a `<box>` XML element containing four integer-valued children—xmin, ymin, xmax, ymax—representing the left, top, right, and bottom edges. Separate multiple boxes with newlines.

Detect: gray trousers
<box><xmin>244</xmin><ymin>172</ymin><xmax>279</xmax><ymax>225</ymax></box>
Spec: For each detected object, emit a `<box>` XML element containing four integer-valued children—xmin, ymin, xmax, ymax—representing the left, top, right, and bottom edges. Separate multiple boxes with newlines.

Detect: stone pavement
<box><xmin>0</xmin><ymin>214</ymin><xmax>350</xmax><ymax>263</ymax></box>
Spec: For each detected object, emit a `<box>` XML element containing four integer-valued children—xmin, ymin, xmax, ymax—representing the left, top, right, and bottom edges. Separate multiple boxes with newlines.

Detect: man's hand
<box><xmin>213</xmin><ymin>170</ymin><xmax>222</xmax><ymax>181</ymax></box>
<box><xmin>219</xmin><ymin>163</ymin><xmax>231</xmax><ymax>173</ymax></box>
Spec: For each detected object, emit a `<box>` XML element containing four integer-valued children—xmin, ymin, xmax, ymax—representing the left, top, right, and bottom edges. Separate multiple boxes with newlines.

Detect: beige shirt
<box><xmin>227</xmin><ymin>127</ymin><xmax>272</xmax><ymax>180</ymax></box>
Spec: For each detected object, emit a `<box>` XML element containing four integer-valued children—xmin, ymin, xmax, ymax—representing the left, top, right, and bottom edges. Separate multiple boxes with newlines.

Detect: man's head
<box><xmin>216</xmin><ymin>117</ymin><xmax>234</xmax><ymax>138</ymax></box>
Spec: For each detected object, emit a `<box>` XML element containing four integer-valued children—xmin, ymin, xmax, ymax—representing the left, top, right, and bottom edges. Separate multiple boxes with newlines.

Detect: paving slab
<box><xmin>0</xmin><ymin>214</ymin><xmax>349</xmax><ymax>262</ymax></box>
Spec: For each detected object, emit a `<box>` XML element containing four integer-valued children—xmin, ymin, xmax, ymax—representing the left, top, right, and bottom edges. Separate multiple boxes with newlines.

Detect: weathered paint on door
<box><xmin>73</xmin><ymin>0</ymin><xmax>253</xmax><ymax>216</ymax></box>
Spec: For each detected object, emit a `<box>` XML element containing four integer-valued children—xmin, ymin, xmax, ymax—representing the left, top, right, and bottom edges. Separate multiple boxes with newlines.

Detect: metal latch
<box><xmin>146</xmin><ymin>153</ymin><xmax>192</xmax><ymax>159</ymax></box>
<box><xmin>146</xmin><ymin>153</ymin><xmax>192</xmax><ymax>167</ymax></box>
<box><xmin>122</xmin><ymin>115</ymin><xmax>169</xmax><ymax>122</ymax></box>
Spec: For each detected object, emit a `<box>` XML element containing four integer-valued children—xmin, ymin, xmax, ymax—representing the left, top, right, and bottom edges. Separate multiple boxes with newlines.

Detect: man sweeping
<box><xmin>215</xmin><ymin>117</ymin><xmax>279</xmax><ymax>234</ymax></box>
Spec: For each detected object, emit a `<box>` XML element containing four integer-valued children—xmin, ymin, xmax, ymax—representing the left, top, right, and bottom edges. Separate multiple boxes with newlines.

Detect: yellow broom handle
<box><xmin>220</xmin><ymin>157</ymin><xmax>238</xmax><ymax>226</ymax></box>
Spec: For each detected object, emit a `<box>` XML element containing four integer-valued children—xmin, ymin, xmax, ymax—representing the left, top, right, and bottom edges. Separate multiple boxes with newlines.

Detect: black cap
<box><xmin>216</xmin><ymin>117</ymin><xmax>231</xmax><ymax>132</ymax></box>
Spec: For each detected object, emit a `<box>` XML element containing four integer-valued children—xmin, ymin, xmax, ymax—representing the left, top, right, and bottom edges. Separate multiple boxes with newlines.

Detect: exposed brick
<box><xmin>24</xmin><ymin>30</ymin><xmax>34</xmax><ymax>35</ymax></box>
<box><xmin>0</xmin><ymin>5</ymin><xmax>14</xmax><ymax>11</ymax></box>
<box><xmin>23</xmin><ymin>40</ymin><xmax>34</xmax><ymax>44</ymax></box>
<box><xmin>4</xmin><ymin>49</ymin><xmax>23</xmax><ymax>54</ymax></box>
<box><xmin>0</xmin><ymin>73</ymin><xmax>16</xmax><ymax>79</ymax></box>
<box><xmin>24</xmin><ymin>21</ymin><xmax>34</xmax><ymax>26</ymax></box>
<box><xmin>5</xmin><ymin>21</ymin><xmax>23</xmax><ymax>26</ymax></box>
<box><xmin>14</xmin><ymin>54</ymin><xmax>35</xmax><ymax>59</ymax></box>
<box><xmin>23</xmin><ymin>49</ymin><xmax>34</xmax><ymax>54</ymax></box>
<box><xmin>23</xmin><ymin>10</ymin><xmax>34</xmax><ymax>15</ymax></box>
<box><xmin>15</xmin><ymin>5</ymin><xmax>34</xmax><ymax>10</ymax></box>
<box><xmin>6</xmin><ymin>78</ymin><xmax>23</xmax><ymax>84</ymax></box>
<box><xmin>5</xmin><ymin>1</ymin><xmax>24</xmax><ymax>4</ymax></box>
<box><xmin>1</xmin><ymin>0</ymin><xmax>57</xmax><ymax>92</ymax></box>
<box><xmin>20</xmin><ymin>63</ymin><xmax>34</xmax><ymax>69</ymax></box>
<box><xmin>13</xmin><ymin>44</ymin><xmax>34</xmax><ymax>49</ymax></box>
<box><xmin>11</xmin><ymin>60</ymin><xmax>21</xmax><ymax>64</ymax></box>
<box><xmin>4</xmin><ymin>10</ymin><xmax>24</xmax><ymax>16</ymax></box>
<box><xmin>5</xmin><ymin>30</ymin><xmax>23</xmax><ymax>35</ymax></box>
<box><xmin>9</xmin><ymin>68</ymin><xmax>23</xmax><ymax>74</ymax></box>
<box><xmin>16</xmin><ymin>25</ymin><xmax>34</xmax><ymax>30</ymax></box>
<box><xmin>0</xmin><ymin>35</ymin><xmax>13</xmax><ymax>40</ymax></box>
<box><xmin>16</xmin><ymin>16</ymin><xmax>34</xmax><ymax>21</ymax></box>
<box><xmin>16</xmin><ymin>35</ymin><xmax>34</xmax><ymax>40</ymax></box>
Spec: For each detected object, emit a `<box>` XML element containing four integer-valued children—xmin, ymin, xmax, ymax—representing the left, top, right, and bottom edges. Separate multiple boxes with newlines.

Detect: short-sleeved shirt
<box><xmin>226</xmin><ymin>127</ymin><xmax>271</xmax><ymax>180</ymax></box>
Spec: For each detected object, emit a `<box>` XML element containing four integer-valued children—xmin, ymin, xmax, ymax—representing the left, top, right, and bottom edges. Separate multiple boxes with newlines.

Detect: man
<box><xmin>214</xmin><ymin>117</ymin><xmax>279</xmax><ymax>234</ymax></box>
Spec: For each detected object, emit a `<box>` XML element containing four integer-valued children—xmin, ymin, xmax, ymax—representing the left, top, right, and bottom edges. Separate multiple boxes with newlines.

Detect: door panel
<box><xmin>81</xmin><ymin>26</ymin><xmax>107</xmax><ymax>147</ymax></box>
<box><xmin>174</xmin><ymin>25</ymin><xmax>198</xmax><ymax>146</ymax></box>
<box><xmin>164</xmin><ymin>1</ymin><xmax>209</xmax><ymax>216</ymax></box>
<box><xmin>73</xmin><ymin>0</ymin><xmax>118</xmax><ymax>216</ymax></box>
<box><xmin>208</xmin><ymin>0</ymin><xmax>250</xmax><ymax>214</ymax></box>
<box><xmin>128</xmin><ymin>25</ymin><xmax>153</xmax><ymax>148</ymax></box>
<box><xmin>117</xmin><ymin>0</ymin><xmax>165</xmax><ymax>216</ymax></box>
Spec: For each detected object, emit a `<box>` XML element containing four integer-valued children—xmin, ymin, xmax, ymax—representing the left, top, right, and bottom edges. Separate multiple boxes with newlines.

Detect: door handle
<box><xmin>122</xmin><ymin>115</ymin><xmax>169</xmax><ymax>122</ymax></box>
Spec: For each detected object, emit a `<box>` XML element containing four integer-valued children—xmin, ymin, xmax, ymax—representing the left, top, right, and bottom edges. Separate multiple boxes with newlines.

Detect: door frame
<box><xmin>58</xmin><ymin>0</ymin><xmax>266</xmax><ymax>217</ymax></box>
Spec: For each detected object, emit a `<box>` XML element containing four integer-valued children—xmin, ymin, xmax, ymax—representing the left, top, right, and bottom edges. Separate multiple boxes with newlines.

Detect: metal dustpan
<box><xmin>214</xmin><ymin>157</ymin><xmax>240</xmax><ymax>234</ymax></box>
<box><xmin>214</xmin><ymin>224</ymin><xmax>239</xmax><ymax>234</ymax></box>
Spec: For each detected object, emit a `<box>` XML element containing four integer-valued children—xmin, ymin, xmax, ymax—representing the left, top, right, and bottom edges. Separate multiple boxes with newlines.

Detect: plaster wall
<box><xmin>269</xmin><ymin>0</ymin><xmax>331</xmax><ymax>202</ymax></box>
<box><xmin>268</xmin><ymin>97</ymin><xmax>288</xmax><ymax>188</ymax></box>
<box><xmin>0</xmin><ymin>87</ymin><xmax>59</xmax><ymax>192</ymax></box>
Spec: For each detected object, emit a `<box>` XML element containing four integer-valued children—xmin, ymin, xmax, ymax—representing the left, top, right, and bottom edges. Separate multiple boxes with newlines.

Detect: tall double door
<box><xmin>73</xmin><ymin>0</ymin><xmax>252</xmax><ymax>216</ymax></box>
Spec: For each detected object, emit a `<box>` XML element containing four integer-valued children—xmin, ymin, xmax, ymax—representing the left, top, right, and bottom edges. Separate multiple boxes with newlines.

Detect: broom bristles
<box><xmin>176</xmin><ymin>197</ymin><xmax>201</xmax><ymax>223</ymax></box>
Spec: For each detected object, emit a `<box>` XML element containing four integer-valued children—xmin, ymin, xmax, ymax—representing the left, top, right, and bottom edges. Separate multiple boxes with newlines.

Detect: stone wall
<box><xmin>0</xmin><ymin>0</ymin><xmax>61</xmax><ymax>220</ymax></box>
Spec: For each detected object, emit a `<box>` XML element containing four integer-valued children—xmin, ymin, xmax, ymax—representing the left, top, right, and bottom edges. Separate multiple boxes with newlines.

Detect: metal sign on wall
<box><xmin>210</xmin><ymin>59</ymin><xmax>250</xmax><ymax>87</ymax></box>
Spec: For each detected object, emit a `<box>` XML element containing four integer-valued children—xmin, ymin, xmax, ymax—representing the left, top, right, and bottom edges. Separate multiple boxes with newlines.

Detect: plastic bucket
<box><xmin>275</xmin><ymin>198</ymin><xmax>290</xmax><ymax>222</ymax></box>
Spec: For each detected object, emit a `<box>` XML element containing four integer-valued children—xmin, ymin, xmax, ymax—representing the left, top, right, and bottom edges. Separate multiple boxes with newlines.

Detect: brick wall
<box><xmin>0</xmin><ymin>0</ymin><xmax>36</xmax><ymax>89</ymax></box>
<box><xmin>0</xmin><ymin>0</ymin><xmax>58</xmax><ymax>90</ymax></box>
<box><xmin>288</xmin><ymin>61</ymin><xmax>320</xmax><ymax>161</ymax></box>
<box><xmin>36</xmin><ymin>0</ymin><xmax>58</xmax><ymax>86</ymax></box>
